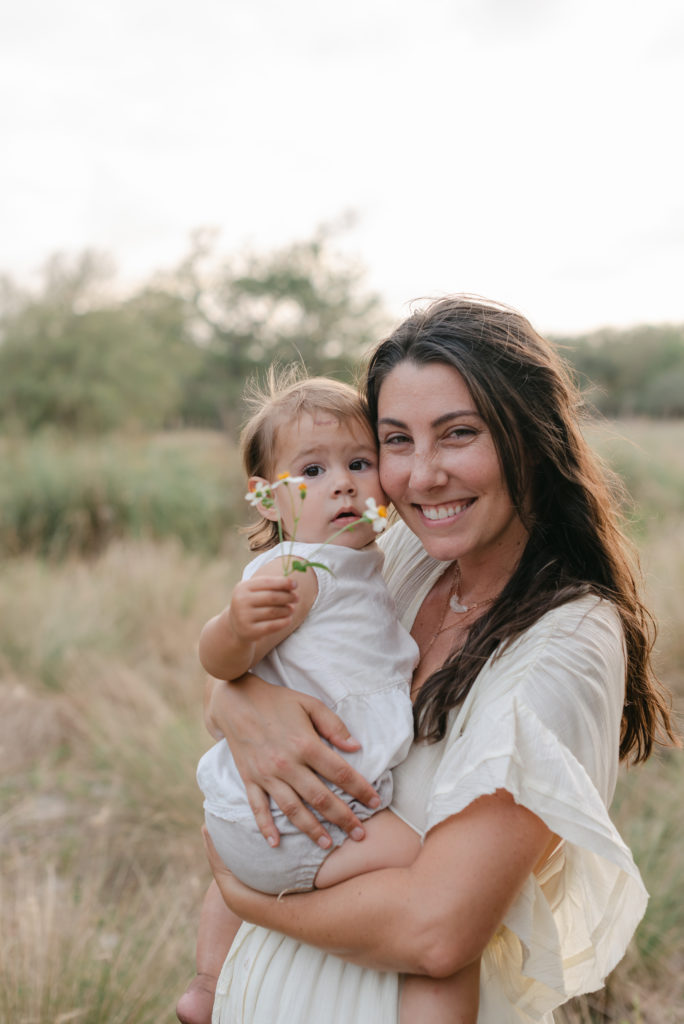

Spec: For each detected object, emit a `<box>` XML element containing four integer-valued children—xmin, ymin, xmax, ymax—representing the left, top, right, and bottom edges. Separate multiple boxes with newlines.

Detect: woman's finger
<box><xmin>301</xmin><ymin>700</ymin><xmax>382</xmax><ymax>810</ymax></box>
<box><xmin>255</xmin><ymin>777</ymin><xmax>337</xmax><ymax>849</ymax></box>
<box><xmin>243</xmin><ymin>781</ymin><xmax>281</xmax><ymax>848</ymax></box>
<box><xmin>202</xmin><ymin>826</ymin><xmax>272</xmax><ymax>922</ymax></box>
<box><xmin>202</xmin><ymin>824</ymin><xmax>228</xmax><ymax>878</ymax></box>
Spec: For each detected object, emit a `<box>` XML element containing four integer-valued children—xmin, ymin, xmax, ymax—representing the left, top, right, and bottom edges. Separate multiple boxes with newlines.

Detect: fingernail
<box><xmin>351</xmin><ymin>827</ymin><xmax>365</xmax><ymax>842</ymax></box>
<box><xmin>267</xmin><ymin>835</ymin><xmax>278</xmax><ymax>847</ymax></box>
<box><xmin>318</xmin><ymin>835</ymin><xmax>332</xmax><ymax>849</ymax></box>
<box><xmin>368</xmin><ymin>796</ymin><xmax>381</xmax><ymax>809</ymax></box>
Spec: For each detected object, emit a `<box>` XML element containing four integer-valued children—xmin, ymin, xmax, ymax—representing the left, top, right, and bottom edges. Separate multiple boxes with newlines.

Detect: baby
<box><xmin>177</xmin><ymin>371</ymin><xmax>480</xmax><ymax>1024</ymax></box>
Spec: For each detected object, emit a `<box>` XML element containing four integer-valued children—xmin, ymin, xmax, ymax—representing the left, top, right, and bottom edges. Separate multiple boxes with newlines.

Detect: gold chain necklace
<box><xmin>418</xmin><ymin>562</ymin><xmax>497</xmax><ymax>665</ymax></box>
<box><xmin>419</xmin><ymin>564</ymin><xmax>462</xmax><ymax>658</ymax></box>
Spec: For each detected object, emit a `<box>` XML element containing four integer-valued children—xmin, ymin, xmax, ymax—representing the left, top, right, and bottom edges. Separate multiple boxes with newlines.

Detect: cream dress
<box><xmin>212</xmin><ymin>523</ymin><xmax>648</xmax><ymax>1024</ymax></box>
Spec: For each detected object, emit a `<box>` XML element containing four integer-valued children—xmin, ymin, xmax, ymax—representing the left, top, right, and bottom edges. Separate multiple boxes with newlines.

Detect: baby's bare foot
<box><xmin>176</xmin><ymin>973</ymin><xmax>217</xmax><ymax>1024</ymax></box>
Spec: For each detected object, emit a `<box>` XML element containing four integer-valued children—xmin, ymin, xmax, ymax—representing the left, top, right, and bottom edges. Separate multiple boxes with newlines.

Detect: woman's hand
<box><xmin>205</xmin><ymin>673</ymin><xmax>381</xmax><ymax>849</ymax></box>
<box><xmin>202</xmin><ymin>826</ymin><xmax>273</xmax><ymax>922</ymax></box>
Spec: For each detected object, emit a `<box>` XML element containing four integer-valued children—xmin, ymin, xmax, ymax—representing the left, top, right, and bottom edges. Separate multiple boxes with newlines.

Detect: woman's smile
<box><xmin>418</xmin><ymin>499</ymin><xmax>476</xmax><ymax>522</ymax></box>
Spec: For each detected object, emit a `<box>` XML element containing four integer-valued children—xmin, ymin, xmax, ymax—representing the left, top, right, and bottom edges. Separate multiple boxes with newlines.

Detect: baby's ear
<box><xmin>248</xmin><ymin>476</ymin><xmax>280</xmax><ymax>522</ymax></box>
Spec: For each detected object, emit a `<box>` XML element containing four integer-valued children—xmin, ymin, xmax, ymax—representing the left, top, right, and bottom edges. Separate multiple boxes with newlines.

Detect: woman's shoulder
<box><xmin>506</xmin><ymin>593</ymin><xmax>624</xmax><ymax>665</ymax></box>
<box><xmin>482</xmin><ymin>594</ymin><xmax>625</xmax><ymax>702</ymax></box>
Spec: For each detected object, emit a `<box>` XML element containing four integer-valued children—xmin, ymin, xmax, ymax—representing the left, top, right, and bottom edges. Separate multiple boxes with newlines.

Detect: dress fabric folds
<box><xmin>212</xmin><ymin>523</ymin><xmax>648</xmax><ymax>1024</ymax></box>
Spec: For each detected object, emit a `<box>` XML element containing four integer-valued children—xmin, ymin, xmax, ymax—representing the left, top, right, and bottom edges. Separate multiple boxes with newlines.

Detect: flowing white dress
<box><xmin>212</xmin><ymin>523</ymin><xmax>648</xmax><ymax>1024</ymax></box>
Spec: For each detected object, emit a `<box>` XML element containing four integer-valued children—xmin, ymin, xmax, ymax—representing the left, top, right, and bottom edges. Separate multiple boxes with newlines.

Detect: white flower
<box><xmin>362</xmin><ymin>497</ymin><xmax>389</xmax><ymax>532</ymax></box>
<box><xmin>271</xmin><ymin>473</ymin><xmax>306</xmax><ymax>489</ymax></box>
<box><xmin>245</xmin><ymin>484</ymin><xmax>274</xmax><ymax>508</ymax></box>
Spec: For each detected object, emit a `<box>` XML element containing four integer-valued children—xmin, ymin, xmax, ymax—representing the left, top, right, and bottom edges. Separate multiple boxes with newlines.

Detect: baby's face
<box><xmin>258</xmin><ymin>412</ymin><xmax>386</xmax><ymax>549</ymax></box>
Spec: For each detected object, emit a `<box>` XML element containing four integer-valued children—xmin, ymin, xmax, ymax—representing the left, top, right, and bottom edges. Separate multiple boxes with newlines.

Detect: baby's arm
<box><xmin>198</xmin><ymin>559</ymin><xmax>318</xmax><ymax>681</ymax></box>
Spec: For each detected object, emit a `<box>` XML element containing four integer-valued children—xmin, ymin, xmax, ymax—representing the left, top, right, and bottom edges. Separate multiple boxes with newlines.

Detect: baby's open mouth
<box><xmin>333</xmin><ymin>510</ymin><xmax>358</xmax><ymax>522</ymax></box>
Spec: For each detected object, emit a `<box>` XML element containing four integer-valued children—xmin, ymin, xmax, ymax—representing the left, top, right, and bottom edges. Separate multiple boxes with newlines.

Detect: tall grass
<box><xmin>0</xmin><ymin>432</ymin><xmax>242</xmax><ymax>558</ymax></box>
<box><xmin>1</xmin><ymin>423</ymin><xmax>682</xmax><ymax>1022</ymax></box>
<box><xmin>0</xmin><ymin>540</ymin><xmax>238</xmax><ymax>1023</ymax></box>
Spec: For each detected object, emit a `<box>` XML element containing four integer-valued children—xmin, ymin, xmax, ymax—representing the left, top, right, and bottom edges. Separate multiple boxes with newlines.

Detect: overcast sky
<box><xmin>2</xmin><ymin>0</ymin><xmax>683</xmax><ymax>334</ymax></box>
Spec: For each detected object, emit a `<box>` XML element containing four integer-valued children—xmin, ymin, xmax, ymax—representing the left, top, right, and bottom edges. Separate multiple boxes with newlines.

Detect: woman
<box><xmin>202</xmin><ymin>296</ymin><xmax>676</xmax><ymax>1022</ymax></box>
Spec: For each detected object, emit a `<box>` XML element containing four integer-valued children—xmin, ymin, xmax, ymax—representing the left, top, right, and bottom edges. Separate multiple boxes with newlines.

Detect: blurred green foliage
<box><xmin>556</xmin><ymin>324</ymin><xmax>684</xmax><ymax>418</ymax></box>
<box><xmin>0</xmin><ymin>433</ymin><xmax>241</xmax><ymax>558</ymax></box>
<box><xmin>0</xmin><ymin>228</ymin><xmax>386</xmax><ymax>434</ymax></box>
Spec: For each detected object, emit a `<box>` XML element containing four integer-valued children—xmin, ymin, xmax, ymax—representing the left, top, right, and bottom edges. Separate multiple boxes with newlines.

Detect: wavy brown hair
<box><xmin>365</xmin><ymin>296</ymin><xmax>678</xmax><ymax>764</ymax></box>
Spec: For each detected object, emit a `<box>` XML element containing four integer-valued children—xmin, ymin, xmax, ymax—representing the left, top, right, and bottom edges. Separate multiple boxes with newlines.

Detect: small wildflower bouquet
<box><xmin>245</xmin><ymin>472</ymin><xmax>388</xmax><ymax>575</ymax></box>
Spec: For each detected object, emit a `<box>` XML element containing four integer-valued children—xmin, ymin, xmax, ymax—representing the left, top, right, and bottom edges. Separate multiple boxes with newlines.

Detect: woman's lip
<box><xmin>415</xmin><ymin>499</ymin><xmax>475</xmax><ymax>521</ymax></box>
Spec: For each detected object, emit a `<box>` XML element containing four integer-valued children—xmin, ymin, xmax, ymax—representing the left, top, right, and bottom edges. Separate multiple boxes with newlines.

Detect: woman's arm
<box><xmin>205</xmin><ymin>673</ymin><xmax>382</xmax><ymax>848</ymax></box>
<box><xmin>205</xmin><ymin>788</ymin><xmax>553</xmax><ymax>977</ymax></box>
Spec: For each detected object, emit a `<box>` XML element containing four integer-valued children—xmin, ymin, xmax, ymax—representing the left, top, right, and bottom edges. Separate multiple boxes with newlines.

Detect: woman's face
<box><xmin>376</xmin><ymin>360</ymin><xmax>529</xmax><ymax>568</ymax></box>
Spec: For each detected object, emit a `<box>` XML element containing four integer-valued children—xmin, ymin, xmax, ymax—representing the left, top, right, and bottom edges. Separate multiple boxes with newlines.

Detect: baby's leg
<box><xmin>400</xmin><ymin>959</ymin><xmax>480</xmax><ymax>1024</ymax></box>
<box><xmin>314</xmin><ymin>808</ymin><xmax>421</xmax><ymax>888</ymax></box>
<box><xmin>176</xmin><ymin>880</ymin><xmax>242</xmax><ymax>1024</ymax></box>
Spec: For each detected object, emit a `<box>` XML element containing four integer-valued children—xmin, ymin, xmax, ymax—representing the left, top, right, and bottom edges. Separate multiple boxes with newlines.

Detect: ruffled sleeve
<box><xmin>426</xmin><ymin>595</ymin><xmax>648</xmax><ymax>1019</ymax></box>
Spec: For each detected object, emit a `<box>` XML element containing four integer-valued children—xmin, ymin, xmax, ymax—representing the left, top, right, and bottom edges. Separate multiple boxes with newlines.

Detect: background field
<box><xmin>1</xmin><ymin>420</ymin><xmax>682</xmax><ymax>1024</ymax></box>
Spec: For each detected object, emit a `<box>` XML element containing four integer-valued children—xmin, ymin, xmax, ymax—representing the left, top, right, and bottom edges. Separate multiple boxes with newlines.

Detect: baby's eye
<box><xmin>349</xmin><ymin>457</ymin><xmax>372</xmax><ymax>472</ymax></box>
<box><xmin>302</xmin><ymin>464</ymin><xmax>324</xmax><ymax>477</ymax></box>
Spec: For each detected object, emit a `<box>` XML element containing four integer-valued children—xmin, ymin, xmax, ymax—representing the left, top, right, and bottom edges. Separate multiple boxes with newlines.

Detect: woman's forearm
<box><xmin>209</xmin><ymin>790</ymin><xmax>553</xmax><ymax>977</ymax></box>
<box><xmin>235</xmin><ymin>864</ymin><xmax>431</xmax><ymax>973</ymax></box>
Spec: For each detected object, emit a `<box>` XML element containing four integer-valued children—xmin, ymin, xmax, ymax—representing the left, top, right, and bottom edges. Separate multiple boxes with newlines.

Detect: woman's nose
<box><xmin>408</xmin><ymin>450</ymin><xmax>448</xmax><ymax>491</ymax></box>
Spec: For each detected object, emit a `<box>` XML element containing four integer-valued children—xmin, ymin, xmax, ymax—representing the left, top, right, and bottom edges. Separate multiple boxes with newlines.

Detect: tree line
<box><xmin>1</xmin><ymin>229</ymin><xmax>683</xmax><ymax>434</ymax></box>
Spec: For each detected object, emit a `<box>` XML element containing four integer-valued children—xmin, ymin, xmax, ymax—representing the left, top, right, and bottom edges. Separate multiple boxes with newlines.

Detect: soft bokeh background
<box><xmin>1</xmin><ymin>2</ymin><xmax>683</xmax><ymax>1022</ymax></box>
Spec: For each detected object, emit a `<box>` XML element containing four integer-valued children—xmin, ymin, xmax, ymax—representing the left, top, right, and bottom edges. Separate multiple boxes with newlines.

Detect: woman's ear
<box><xmin>248</xmin><ymin>476</ymin><xmax>280</xmax><ymax>522</ymax></box>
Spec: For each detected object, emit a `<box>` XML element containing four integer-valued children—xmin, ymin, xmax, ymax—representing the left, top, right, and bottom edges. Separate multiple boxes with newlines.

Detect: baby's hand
<box><xmin>228</xmin><ymin>575</ymin><xmax>299</xmax><ymax>642</ymax></box>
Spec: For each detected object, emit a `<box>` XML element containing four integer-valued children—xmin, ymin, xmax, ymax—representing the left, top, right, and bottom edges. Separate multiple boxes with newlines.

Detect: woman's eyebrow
<box><xmin>378</xmin><ymin>410</ymin><xmax>480</xmax><ymax>429</ymax></box>
<box><xmin>432</xmin><ymin>410</ymin><xmax>481</xmax><ymax>426</ymax></box>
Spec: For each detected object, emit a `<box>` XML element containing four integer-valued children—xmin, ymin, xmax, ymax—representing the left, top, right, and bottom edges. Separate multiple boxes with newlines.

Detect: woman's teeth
<box><xmin>421</xmin><ymin>501</ymin><xmax>471</xmax><ymax>521</ymax></box>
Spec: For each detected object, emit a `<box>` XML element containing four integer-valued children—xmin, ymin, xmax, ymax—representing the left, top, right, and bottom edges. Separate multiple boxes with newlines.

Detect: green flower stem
<box><xmin>273</xmin><ymin>483</ymin><xmax>375</xmax><ymax>576</ymax></box>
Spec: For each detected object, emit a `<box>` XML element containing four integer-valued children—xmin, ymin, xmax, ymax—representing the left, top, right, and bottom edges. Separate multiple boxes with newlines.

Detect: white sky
<box><xmin>1</xmin><ymin>0</ymin><xmax>683</xmax><ymax>334</ymax></box>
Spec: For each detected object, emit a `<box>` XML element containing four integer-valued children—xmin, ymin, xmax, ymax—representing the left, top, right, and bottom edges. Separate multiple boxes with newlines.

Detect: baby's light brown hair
<box><xmin>240</xmin><ymin>366</ymin><xmax>374</xmax><ymax>552</ymax></box>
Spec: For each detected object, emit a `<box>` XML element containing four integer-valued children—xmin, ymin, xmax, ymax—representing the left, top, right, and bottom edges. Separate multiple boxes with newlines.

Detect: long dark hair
<box><xmin>365</xmin><ymin>296</ymin><xmax>677</xmax><ymax>764</ymax></box>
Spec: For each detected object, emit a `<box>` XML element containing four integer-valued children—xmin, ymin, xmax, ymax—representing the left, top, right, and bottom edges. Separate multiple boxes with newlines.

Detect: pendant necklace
<box><xmin>413</xmin><ymin>563</ymin><xmax>492</xmax><ymax>698</ymax></box>
<box><xmin>448</xmin><ymin>561</ymin><xmax>496</xmax><ymax>614</ymax></box>
<box><xmin>420</xmin><ymin>564</ymin><xmax>463</xmax><ymax>657</ymax></box>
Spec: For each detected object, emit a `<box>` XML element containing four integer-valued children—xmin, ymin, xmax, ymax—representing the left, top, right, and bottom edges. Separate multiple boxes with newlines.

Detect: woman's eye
<box><xmin>303</xmin><ymin>465</ymin><xmax>324</xmax><ymax>477</ymax></box>
<box><xmin>447</xmin><ymin>426</ymin><xmax>477</xmax><ymax>441</ymax></box>
<box><xmin>380</xmin><ymin>433</ymin><xmax>411</xmax><ymax>446</ymax></box>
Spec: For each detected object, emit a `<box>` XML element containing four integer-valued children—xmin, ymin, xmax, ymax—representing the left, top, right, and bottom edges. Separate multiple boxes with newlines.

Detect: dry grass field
<box><xmin>1</xmin><ymin>422</ymin><xmax>682</xmax><ymax>1023</ymax></box>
